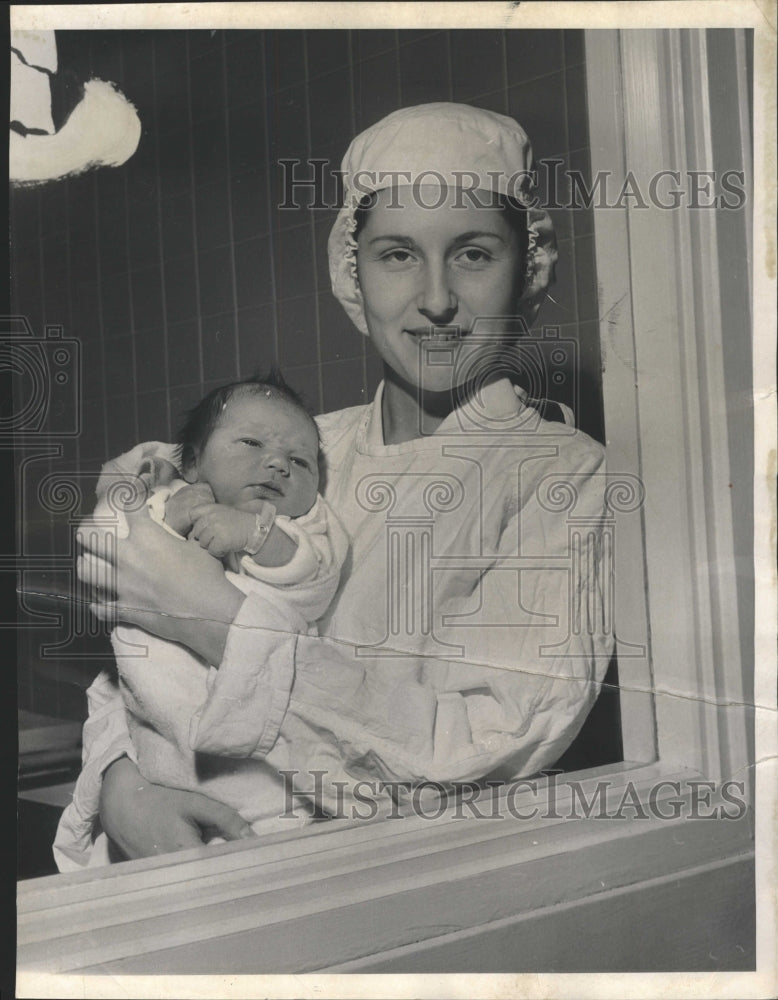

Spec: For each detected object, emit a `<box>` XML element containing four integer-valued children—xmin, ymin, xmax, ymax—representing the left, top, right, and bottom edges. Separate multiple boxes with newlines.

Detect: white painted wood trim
<box><xmin>585</xmin><ymin>29</ymin><xmax>751</xmax><ymax>783</ymax></box>
<box><xmin>584</xmin><ymin>29</ymin><xmax>656</xmax><ymax>766</ymax></box>
<box><xmin>17</xmin><ymin>767</ymin><xmax>753</xmax><ymax>974</ymax></box>
<box><xmin>325</xmin><ymin>853</ymin><xmax>755</xmax><ymax>973</ymax></box>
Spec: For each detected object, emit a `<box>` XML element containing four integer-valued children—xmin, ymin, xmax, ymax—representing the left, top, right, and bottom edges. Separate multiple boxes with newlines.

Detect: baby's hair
<box><xmin>174</xmin><ymin>367</ymin><xmax>319</xmax><ymax>472</ymax></box>
<box><xmin>353</xmin><ymin>190</ymin><xmax>530</xmax><ymax>294</ymax></box>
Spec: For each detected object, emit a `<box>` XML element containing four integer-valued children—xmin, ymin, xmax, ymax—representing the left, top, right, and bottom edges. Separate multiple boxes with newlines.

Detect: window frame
<box><xmin>16</xmin><ymin>26</ymin><xmax>760</xmax><ymax>984</ymax></box>
<box><xmin>17</xmin><ymin>760</ymin><xmax>755</xmax><ymax>975</ymax></box>
<box><xmin>586</xmin><ymin>27</ymin><xmax>752</xmax><ymax>785</ymax></box>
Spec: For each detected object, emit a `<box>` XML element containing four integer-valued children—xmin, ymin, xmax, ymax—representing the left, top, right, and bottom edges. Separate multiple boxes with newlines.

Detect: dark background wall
<box><xmin>11</xmin><ymin>28</ymin><xmax>605</xmax><ymax>725</ymax></box>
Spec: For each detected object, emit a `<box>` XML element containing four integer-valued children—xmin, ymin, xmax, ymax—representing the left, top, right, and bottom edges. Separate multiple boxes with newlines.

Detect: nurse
<box><xmin>64</xmin><ymin>103</ymin><xmax>614</xmax><ymax>866</ymax></box>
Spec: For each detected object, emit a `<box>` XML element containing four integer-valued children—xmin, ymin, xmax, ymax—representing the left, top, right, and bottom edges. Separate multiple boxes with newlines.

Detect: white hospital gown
<box><xmin>54</xmin><ymin>379</ymin><xmax>614</xmax><ymax>869</ymax></box>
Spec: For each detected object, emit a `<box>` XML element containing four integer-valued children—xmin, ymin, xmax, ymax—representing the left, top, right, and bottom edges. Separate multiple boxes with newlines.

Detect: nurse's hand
<box><xmin>77</xmin><ymin>507</ymin><xmax>245</xmax><ymax>666</ymax></box>
<box><xmin>137</xmin><ymin>455</ymin><xmax>179</xmax><ymax>492</ymax></box>
<box><xmin>100</xmin><ymin>757</ymin><xmax>256</xmax><ymax>859</ymax></box>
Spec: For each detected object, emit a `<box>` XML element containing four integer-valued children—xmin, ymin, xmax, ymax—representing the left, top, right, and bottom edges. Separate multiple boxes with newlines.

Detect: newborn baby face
<box><xmin>189</xmin><ymin>390</ymin><xmax>319</xmax><ymax>518</ymax></box>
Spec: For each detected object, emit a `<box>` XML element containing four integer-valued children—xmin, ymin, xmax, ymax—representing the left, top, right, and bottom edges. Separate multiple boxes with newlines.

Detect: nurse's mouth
<box><xmin>406</xmin><ymin>327</ymin><xmax>463</xmax><ymax>342</ymax></box>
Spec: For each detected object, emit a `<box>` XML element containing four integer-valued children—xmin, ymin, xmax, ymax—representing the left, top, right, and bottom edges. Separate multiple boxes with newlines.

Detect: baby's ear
<box><xmin>179</xmin><ymin>445</ymin><xmax>200</xmax><ymax>484</ymax></box>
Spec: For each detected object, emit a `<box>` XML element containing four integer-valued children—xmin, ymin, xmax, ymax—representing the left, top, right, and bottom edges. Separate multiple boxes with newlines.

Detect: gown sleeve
<box><xmin>52</xmin><ymin>669</ymin><xmax>137</xmax><ymax>871</ymax></box>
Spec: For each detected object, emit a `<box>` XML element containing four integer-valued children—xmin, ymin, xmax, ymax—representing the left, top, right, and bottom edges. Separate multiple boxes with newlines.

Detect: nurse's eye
<box><xmin>456</xmin><ymin>247</ymin><xmax>493</xmax><ymax>265</ymax></box>
<box><xmin>380</xmin><ymin>248</ymin><xmax>416</xmax><ymax>264</ymax></box>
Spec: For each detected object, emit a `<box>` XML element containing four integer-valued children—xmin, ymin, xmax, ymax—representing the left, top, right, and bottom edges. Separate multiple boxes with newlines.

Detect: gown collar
<box><xmin>361</xmin><ymin>378</ymin><xmax>532</xmax><ymax>454</ymax></box>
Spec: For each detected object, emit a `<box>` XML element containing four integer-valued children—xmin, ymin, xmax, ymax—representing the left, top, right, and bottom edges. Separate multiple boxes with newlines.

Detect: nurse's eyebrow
<box><xmin>451</xmin><ymin>231</ymin><xmax>508</xmax><ymax>244</ymax></box>
<box><xmin>367</xmin><ymin>232</ymin><xmax>508</xmax><ymax>247</ymax></box>
<box><xmin>367</xmin><ymin>235</ymin><xmax>415</xmax><ymax>246</ymax></box>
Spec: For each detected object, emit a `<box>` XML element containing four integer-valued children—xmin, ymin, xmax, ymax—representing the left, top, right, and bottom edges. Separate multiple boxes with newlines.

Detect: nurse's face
<box><xmin>356</xmin><ymin>185</ymin><xmax>525</xmax><ymax>394</ymax></box>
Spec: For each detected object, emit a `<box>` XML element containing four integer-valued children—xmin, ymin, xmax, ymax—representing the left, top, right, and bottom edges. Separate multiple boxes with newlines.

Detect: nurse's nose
<box><xmin>417</xmin><ymin>262</ymin><xmax>458</xmax><ymax>325</ymax></box>
<box><xmin>264</xmin><ymin>451</ymin><xmax>290</xmax><ymax>477</ymax></box>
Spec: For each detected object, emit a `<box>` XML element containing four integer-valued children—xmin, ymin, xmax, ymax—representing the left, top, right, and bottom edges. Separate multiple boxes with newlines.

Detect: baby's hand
<box><xmin>164</xmin><ymin>483</ymin><xmax>216</xmax><ymax>536</ymax></box>
<box><xmin>189</xmin><ymin>503</ymin><xmax>259</xmax><ymax>559</ymax></box>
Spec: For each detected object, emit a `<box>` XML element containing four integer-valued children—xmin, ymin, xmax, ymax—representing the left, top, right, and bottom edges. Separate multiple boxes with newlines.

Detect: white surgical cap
<box><xmin>328</xmin><ymin>102</ymin><xmax>557</xmax><ymax>336</ymax></box>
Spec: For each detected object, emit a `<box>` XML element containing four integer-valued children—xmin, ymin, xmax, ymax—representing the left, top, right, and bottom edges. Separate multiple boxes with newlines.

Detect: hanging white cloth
<box><xmin>10</xmin><ymin>28</ymin><xmax>141</xmax><ymax>185</ymax></box>
<box><xmin>10</xmin><ymin>29</ymin><xmax>56</xmax><ymax>135</ymax></box>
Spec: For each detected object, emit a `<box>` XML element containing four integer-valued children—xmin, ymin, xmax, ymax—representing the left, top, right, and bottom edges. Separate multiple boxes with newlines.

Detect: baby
<box><xmin>100</xmin><ymin>372</ymin><xmax>349</xmax><ymax>850</ymax></box>
<box><xmin>152</xmin><ymin>370</ymin><xmax>333</xmax><ymax>581</ymax></box>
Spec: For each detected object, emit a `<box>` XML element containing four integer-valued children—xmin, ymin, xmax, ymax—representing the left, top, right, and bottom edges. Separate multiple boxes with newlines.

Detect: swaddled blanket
<box><xmin>55</xmin><ymin>477</ymin><xmax>348</xmax><ymax>866</ymax></box>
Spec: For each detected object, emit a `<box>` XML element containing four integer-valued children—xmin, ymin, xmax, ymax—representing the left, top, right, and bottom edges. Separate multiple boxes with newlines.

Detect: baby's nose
<box><xmin>264</xmin><ymin>451</ymin><xmax>290</xmax><ymax>476</ymax></box>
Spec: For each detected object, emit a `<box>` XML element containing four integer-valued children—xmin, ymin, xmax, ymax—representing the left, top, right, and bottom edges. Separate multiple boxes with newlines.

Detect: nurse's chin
<box><xmin>410</xmin><ymin>376</ymin><xmax>478</xmax><ymax>399</ymax></box>
<box><xmin>412</xmin><ymin>346</ymin><xmax>490</xmax><ymax>389</ymax></box>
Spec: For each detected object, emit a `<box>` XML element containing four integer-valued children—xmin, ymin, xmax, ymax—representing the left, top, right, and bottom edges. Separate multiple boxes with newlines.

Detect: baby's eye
<box><xmin>291</xmin><ymin>457</ymin><xmax>310</xmax><ymax>470</ymax></box>
<box><xmin>240</xmin><ymin>437</ymin><xmax>262</xmax><ymax>448</ymax></box>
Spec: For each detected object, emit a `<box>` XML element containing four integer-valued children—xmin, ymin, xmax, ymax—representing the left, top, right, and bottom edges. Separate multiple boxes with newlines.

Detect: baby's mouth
<box><xmin>251</xmin><ymin>482</ymin><xmax>284</xmax><ymax>500</ymax></box>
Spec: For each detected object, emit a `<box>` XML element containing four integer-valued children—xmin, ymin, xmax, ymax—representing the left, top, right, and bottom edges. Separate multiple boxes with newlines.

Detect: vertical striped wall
<box><xmin>11</xmin><ymin>29</ymin><xmax>602</xmax><ymax>718</ymax></box>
